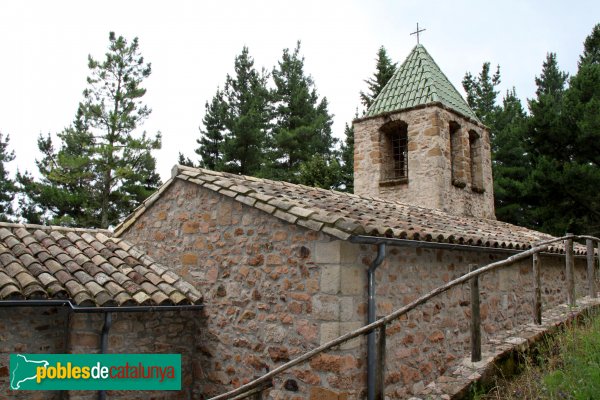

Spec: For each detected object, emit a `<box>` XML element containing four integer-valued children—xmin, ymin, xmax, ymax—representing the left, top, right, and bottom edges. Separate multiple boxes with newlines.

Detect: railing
<box><xmin>208</xmin><ymin>234</ymin><xmax>599</xmax><ymax>400</ymax></box>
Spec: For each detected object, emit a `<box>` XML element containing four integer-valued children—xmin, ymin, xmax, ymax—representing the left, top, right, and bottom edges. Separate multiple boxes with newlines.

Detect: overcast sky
<box><xmin>1</xmin><ymin>1</ymin><xmax>598</xmax><ymax>181</ymax></box>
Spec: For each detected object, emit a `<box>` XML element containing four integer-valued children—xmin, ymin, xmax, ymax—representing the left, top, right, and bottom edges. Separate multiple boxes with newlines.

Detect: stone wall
<box><xmin>0</xmin><ymin>307</ymin><xmax>68</xmax><ymax>399</ymax></box>
<box><xmin>121</xmin><ymin>178</ymin><xmax>598</xmax><ymax>399</ymax></box>
<box><xmin>0</xmin><ymin>307</ymin><xmax>196</xmax><ymax>399</ymax></box>
<box><xmin>68</xmin><ymin>311</ymin><xmax>197</xmax><ymax>400</ymax></box>
<box><xmin>121</xmin><ymin>179</ymin><xmax>365</xmax><ymax>399</ymax></box>
<box><xmin>353</xmin><ymin>105</ymin><xmax>495</xmax><ymax>219</ymax></box>
<box><xmin>346</xmin><ymin>244</ymin><xmax>594</xmax><ymax>398</ymax></box>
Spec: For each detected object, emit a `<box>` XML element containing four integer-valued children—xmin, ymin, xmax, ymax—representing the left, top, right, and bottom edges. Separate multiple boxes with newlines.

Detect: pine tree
<box><xmin>462</xmin><ymin>63</ymin><xmax>501</xmax><ymax>127</ymax></box>
<box><xmin>360</xmin><ymin>46</ymin><xmax>397</xmax><ymax>111</ymax></box>
<box><xmin>0</xmin><ymin>132</ymin><xmax>16</xmax><ymax>222</ymax></box>
<box><xmin>553</xmin><ymin>23</ymin><xmax>600</xmax><ymax>235</ymax></box>
<box><xmin>18</xmin><ymin>117</ymin><xmax>96</xmax><ymax>226</ymax></box>
<box><xmin>527</xmin><ymin>53</ymin><xmax>570</xmax><ymax>160</ymax></box>
<box><xmin>567</xmin><ymin>23</ymin><xmax>600</xmax><ymax>165</ymax></box>
<box><xmin>177</xmin><ymin>152</ymin><xmax>194</xmax><ymax>167</ymax></box>
<box><xmin>196</xmin><ymin>89</ymin><xmax>227</xmax><ymax>170</ymax></box>
<box><xmin>19</xmin><ymin>32</ymin><xmax>161</xmax><ymax>228</ymax></box>
<box><xmin>522</xmin><ymin>53</ymin><xmax>571</xmax><ymax>234</ymax></box>
<box><xmin>84</xmin><ymin>32</ymin><xmax>161</xmax><ymax>228</ymax></box>
<box><xmin>269</xmin><ymin>42</ymin><xmax>335</xmax><ymax>182</ymax></box>
<box><xmin>492</xmin><ymin>89</ymin><xmax>532</xmax><ymax>226</ymax></box>
<box><xmin>297</xmin><ymin>154</ymin><xmax>342</xmax><ymax>190</ymax></box>
<box><xmin>339</xmin><ymin>119</ymin><xmax>355</xmax><ymax>192</ymax></box>
<box><xmin>525</xmin><ymin>27</ymin><xmax>600</xmax><ymax>236</ymax></box>
<box><xmin>344</xmin><ymin>46</ymin><xmax>397</xmax><ymax>190</ymax></box>
<box><xmin>581</xmin><ymin>23</ymin><xmax>600</xmax><ymax>65</ymax></box>
<box><xmin>220</xmin><ymin>47</ymin><xmax>271</xmax><ymax>176</ymax></box>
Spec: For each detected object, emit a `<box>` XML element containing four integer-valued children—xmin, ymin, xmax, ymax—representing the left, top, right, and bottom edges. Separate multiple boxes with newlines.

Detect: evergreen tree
<box><xmin>525</xmin><ymin>27</ymin><xmax>600</xmax><ymax>236</ymax></box>
<box><xmin>220</xmin><ymin>47</ymin><xmax>271</xmax><ymax>176</ymax></box>
<box><xmin>581</xmin><ymin>23</ymin><xmax>600</xmax><ymax>65</ymax></box>
<box><xmin>0</xmin><ymin>132</ymin><xmax>16</xmax><ymax>221</ymax></box>
<box><xmin>339</xmin><ymin>119</ymin><xmax>356</xmax><ymax>192</ymax></box>
<box><xmin>344</xmin><ymin>46</ymin><xmax>397</xmax><ymax>190</ymax></box>
<box><xmin>492</xmin><ymin>89</ymin><xmax>532</xmax><ymax>226</ymax></box>
<box><xmin>269</xmin><ymin>42</ymin><xmax>335</xmax><ymax>182</ymax></box>
<box><xmin>298</xmin><ymin>154</ymin><xmax>342</xmax><ymax>190</ymax></box>
<box><xmin>566</xmin><ymin>23</ymin><xmax>600</xmax><ymax>165</ymax></box>
<box><xmin>462</xmin><ymin>63</ymin><xmax>501</xmax><ymax>127</ymax></box>
<box><xmin>19</xmin><ymin>32</ymin><xmax>161</xmax><ymax>228</ymax></box>
<box><xmin>177</xmin><ymin>152</ymin><xmax>195</xmax><ymax>167</ymax></box>
<box><xmin>526</xmin><ymin>53</ymin><xmax>569</xmax><ymax>159</ymax></box>
<box><xmin>196</xmin><ymin>89</ymin><xmax>227</xmax><ymax>170</ymax></box>
<box><xmin>360</xmin><ymin>46</ymin><xmax>397</xmax><ymax>111</ymax></box>
<box><xmin>18</xmin><ymin>115</ymin><xmax>96</xmax><ymax>226</ymax></box>
<box><xmin>523</xmin><ymin>53</ymin><xmax>571</xmax><ymax>234</ymax></box>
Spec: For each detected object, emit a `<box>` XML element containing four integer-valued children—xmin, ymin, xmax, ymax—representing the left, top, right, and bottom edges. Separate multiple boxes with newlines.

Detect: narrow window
<box><xmin>469</xmin><ymin>130</ymin><xmax>484</xmax><ymax>193</ymax></box>
<box><xmin>449</xmin><ymin>121</ymin><xmax>466</xmax><ymax>188</ymax></box>
<box><xmin>379</xmin><ymin>120</ymin><xmax>408</xmax><ymax>185</ymax></box>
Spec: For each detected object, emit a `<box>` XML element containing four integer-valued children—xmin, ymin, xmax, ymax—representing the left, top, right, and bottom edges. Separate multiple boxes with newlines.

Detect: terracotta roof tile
<box><xmin>0</xmin><ymin>284</ymin><xmax>22</xmax><ymax>299</ymax></box>
<box><xmin>0</xmin><ymin>271</ymin><xmax>16</xmax><ymax>289</ymax></box>
<box><xmin>114</xmin><ymin>292</ymin><xmax>135</xmax><ymax>306</ymax></box>
<box><xmin>116</xmin><ymin>165</ymin><xmax>587</xmax><ymax>255</ymax></box>
<box><xmin>132</xmin><ymin>291</ymin><xmax>152</xmax><ymax>305</ymax></box>
<box><xmin>0</xmin><ymin>223</ymin><xmax>203</xmax><ymax>307</ymax></box>
<box><xmin>151</xmin><ymin>291</ymin><xmax>171</xmax><ymax>305</ymax></box>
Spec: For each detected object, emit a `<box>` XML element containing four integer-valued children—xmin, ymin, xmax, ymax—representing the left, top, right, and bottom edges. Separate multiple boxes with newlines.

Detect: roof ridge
<box><xmin>0</xmin><ymin>222</ymin><xmax>112</xmax><ymax>236</ymax></box>
<box><xmin>114</xmin><ymin>165</ymin><xmax>579</xmax><ymax>255</ymax></box>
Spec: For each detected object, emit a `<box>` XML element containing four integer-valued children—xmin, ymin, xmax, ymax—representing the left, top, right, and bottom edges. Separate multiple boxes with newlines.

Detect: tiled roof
<box><xmin>365</xmin><ymin>44</ymin><xmax>480</xmax><ymax>122</ymax></box>
<box><xmin>115</xmin><ymin>165</ymin><xmax>579</xmax><ymax>255</ymax></box>
<box><xmin>0</xmin><ymin>223</ymin><xmax>202</xmax><ymax>306</ymax></box>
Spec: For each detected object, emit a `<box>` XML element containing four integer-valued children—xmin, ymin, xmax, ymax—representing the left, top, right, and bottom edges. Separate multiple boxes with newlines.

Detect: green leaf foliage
<box><xmin>526</xmin><ymin>53</ymin><xmax>570</xmax><ymax>160</ymax></box>
<box><xmin>196</xmin><ymin>89</ymin><xmax>227</xmax><ymax>170</ymax></box>
<box><xmin>298</xmin><ymin>154</ymin><xmax>343</xmax><ymax>190</ymax></box>
<box><xmin>492</xmin><ymin>89</ymin><xmax>533</xmax><ymax>227</ymax></box>
<box><xmin>19</xmin><ymin>32</ymin><xmax>161</xmax><ymax>229</ymax></box>
<box><xmin>360</xmin><ymin>46</ymin><xmax>397</xmax><ymax>111</ymax></box>
<box><xmin>268</xmin><ymin>41</ymin><xmax>335</xmax><ymax>182</ymax></box>
<box><xmin>0</xmin><ymin>132</ymin><xmax>16</xmax><ymax>222</ymax></box>
<box><xmin>479</xmin><ymin>24</ymin><xmax>600</xmax><ymax>236</ymax></box>
<box><xmin>194</xmin><ymin>43</ymin><xmax>338</xmax><ymax>184</ymax></box>
<box><xmin>221</xmin><ymin>47</ymin><xmax>271</xmax><ymax>176</ymax></box>
<box><xmin>462</xmin><ymin>62</ymin><xmax>501</xmax><ymax>127</ymax></box>
<box><xmin>339</xmin><ymin>122</ymin><xmax>355</xmax><ymax>192</ymax></box>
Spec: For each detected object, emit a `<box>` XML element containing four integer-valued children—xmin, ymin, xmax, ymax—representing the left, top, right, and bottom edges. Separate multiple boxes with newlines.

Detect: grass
<box><xmin>477</xmin><ymin>311</ymin><xmax>600</xmax><ymax>400</ymax></box>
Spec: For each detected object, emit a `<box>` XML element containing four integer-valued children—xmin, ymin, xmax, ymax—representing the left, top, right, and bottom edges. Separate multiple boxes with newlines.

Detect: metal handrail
<box><xmin>208</xmin><ymin>234</ymin><xmax>599</xmax><ymax>400</ymax></box>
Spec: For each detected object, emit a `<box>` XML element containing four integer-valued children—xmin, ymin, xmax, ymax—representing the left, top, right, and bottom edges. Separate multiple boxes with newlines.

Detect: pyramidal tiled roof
<box><xmin>0</xmin><ymin>223</ymin><xmax>202</xmax><ymax>306</ymax></box>
<box><xmin>115</xmin><ymin>165</ymin><xmax>582</xmax><ymax>255</ymax></box>
<box><xmin>365</xmin><ymin>44</ymin><xmax>480</xmax><ymax>122</ymax></box>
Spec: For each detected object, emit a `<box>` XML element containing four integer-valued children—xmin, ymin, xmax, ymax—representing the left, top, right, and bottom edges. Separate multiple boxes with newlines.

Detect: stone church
<box><xmin>0</xmin><ymin>44</ymin><xmax>595</xmax><ymax>399</ymax></box>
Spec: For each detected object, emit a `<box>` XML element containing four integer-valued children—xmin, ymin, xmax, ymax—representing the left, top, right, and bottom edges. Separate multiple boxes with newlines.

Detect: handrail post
<box><xmin>596</xmin><ymin>241</ymin><xmax>600</xmax><ymax>298</ymax></box>
<box><xmin>469</xmin><ymin>264</ymin><xmax>481</xmax><ymax>362</ymax></box>
<box><xmin>376</xmin><ymin>324</ymin><xmax>386</xmax><ymax>399</ymax></box>
<box><xmin>533</xmin><ymin>252</ymin><xmax>542</xmax><ymax>325</ymax></box>
<box><xmin>587</xmin><ymin>239</ymin><xmax>596</xmax><ymax>298</ymax></box>
<box><xmin>565</xmin><ymin>233</ymin><xmax>575</xmax><ymax>306</ymax></box>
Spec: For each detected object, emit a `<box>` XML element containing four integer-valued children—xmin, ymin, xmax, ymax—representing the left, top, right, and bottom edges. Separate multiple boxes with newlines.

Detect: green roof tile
<box><xmin>366</xmin><ymin>45</ymin><xmax>479</xmax><ymax>122</ymax></box>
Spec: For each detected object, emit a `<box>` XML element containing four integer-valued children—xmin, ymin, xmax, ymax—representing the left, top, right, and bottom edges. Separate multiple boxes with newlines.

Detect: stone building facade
<box><xmin>3</xmin><ymin>43</ymin><xmax>594</xmax><ymax>400</ymax></box>
<box><xmin>353</xmin><ymin>105</ymin><xmax>494</xmax><ymax>219</ymax></box>
<box><xmin>0</xmin><ymin>307</ymin><xmax>198</xmax><ymax>400</ymax></box>
<box><xmin>0</xmin><ymin>224</ymin><xmax>203</xmax><ymax>399</ymax></box>
<box><xmin>117</xmin><ymin>165</ymin><xmax>593</xmax><ymax>399</ymax></box>
<box><xmin>353</xmin><ymin>44</ymin><xmax>495</xmax><ymax>219</ymax></box>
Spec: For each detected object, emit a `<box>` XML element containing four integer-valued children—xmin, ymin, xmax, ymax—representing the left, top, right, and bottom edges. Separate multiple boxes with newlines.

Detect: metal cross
<box><xmin>410</xmin><ymin>23</ymin><xmax>426</xmax><ymax>44</ymax></box>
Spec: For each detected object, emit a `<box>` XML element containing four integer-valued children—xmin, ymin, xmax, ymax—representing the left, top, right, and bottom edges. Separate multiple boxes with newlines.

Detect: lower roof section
<box><xmin>0</xmin><ymin>223</ymin><xmax>203</xmax><ymax>307</ymax></box>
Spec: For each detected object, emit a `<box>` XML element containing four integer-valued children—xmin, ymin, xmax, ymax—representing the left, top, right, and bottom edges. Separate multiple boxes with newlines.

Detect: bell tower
<box><xmin>353</xmin><ymin>45</ymin><xmax>495</xmax><ymax>219</ymax></box>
